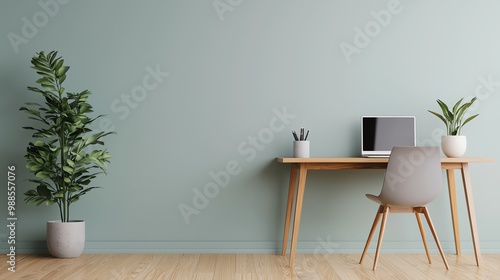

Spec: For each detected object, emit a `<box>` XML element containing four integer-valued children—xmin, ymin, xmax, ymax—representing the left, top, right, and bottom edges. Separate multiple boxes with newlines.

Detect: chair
<box><xmin>359</xmin><ymin>146</ymin><xmax>449</xmax><ymax>270</ymax></box>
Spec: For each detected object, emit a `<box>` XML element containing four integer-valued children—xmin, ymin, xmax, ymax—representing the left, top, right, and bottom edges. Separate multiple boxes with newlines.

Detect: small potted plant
<box><xmin>20</xmin><ymin>51</ymin><xmax>114</xmax><ymax>258</ymax></box>
<box><xmin>428</xmin><ymin>97</ymin><xmax>479</xmax><ymax>157</ymax></box>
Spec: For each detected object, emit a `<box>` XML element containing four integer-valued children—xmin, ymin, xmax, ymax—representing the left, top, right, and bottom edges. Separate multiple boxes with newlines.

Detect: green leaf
<box><xmin>68</xmin><ymin>186</ymin><xmax>83</xmax><ymax>192</ymax></box>
<box><xmin>436</xmin><ymin>99</ymin><xmax>453</xmax><ymax>123</ymax></box>
<box><xmin>451</xmin><ymin>98</ymin><xmax>463</xmax><ymax>115</ymax></box>
<box><xmin>84</xmin><ymin>132</ymin><xmax>102</xmax><ymax>146</ymax></box>
<box><xmin>36</xmin><ymin>184</ymin><xmax>52</xmax><ymax>198</ymax></box>
<box><xmin>59</xmin><ymin>75</ymin><xmax>66</xmax><ymax>84</ymax></box>
<box><xmin>24</xmin><ymin>190</ymin><xmax>38</xmax><ymax>196</ymax></box>
<box><xmin>47</xmin><ymin>51</ymin><xmax>57</xmax><ymax>63</ymax></box>
<box><xmin>54</xmin><ymin>59</ymin><xmax>64</xmax><ymax>72</ymax></box>
<box><xmin>63</xmin><ymin>165</ymin><xmax>74</xmax><ymax>174</ymax></box>
<box><xmin>69</xmin><ymin>187</ymin><xmax>100</xmax><ymax>204</ymax></box>
<box><xmin>462</xmin><ymin>114</ymin><xmax>479</xmax><ymax>128</ymax></box>
<box><xmin>36</xmin><ymin>77</ymin><xmax>54</xmax><ymax>85</ymax></box>
<box><xmin>46</xmin><ymin>200</ymin><xmax>56</xmax><ymax>206</ymax></box>
<box><xmin>34</xmin><ymin>140</ymin><xmax>45</xmax><ymax>147</ymax></box>
<box><xmin>25</xmin><ymin>101</ymin><xmax>43</xmax><ymax>107</ymax></box>
<box><xmin>54</xmin><ymin>190</ymin><xmax>65</xmax><ymax>198</ymax></box>
<box><xmin>56</xmin><ymin>66</ymin><xmax>70</xmax><ymax>78</ymax></box>
<box><xmin>31</xmin><ymin>61</ymin><xmax>51</xmax><ymax>72</ymax></box>
<box><xmin>35</xmin><ymin>171</ymin><xmax>49</xmax><ymax>179</ymax></box>
<box><xmin>41</xmin><ymin>83</ymin><xmax>57</xmax><ymax>91</ymax></box>
<box><xmin>29</xmin><ymin>164</ymin><xmax>42</xmax><ymax>172</ymax></box>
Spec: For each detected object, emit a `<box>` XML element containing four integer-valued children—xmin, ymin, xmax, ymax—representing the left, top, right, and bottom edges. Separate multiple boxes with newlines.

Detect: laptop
<box><xmin>361</xmin><ymin>116</ymin><xmax>416</xmax><ymax>157</ymax></box>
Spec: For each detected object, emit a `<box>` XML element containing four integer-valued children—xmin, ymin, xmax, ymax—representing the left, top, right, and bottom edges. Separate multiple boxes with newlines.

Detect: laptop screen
<box><xmin>361</xmin><ymin>116</ymin><xmax>416</xmax><ymax>157</ymax></box>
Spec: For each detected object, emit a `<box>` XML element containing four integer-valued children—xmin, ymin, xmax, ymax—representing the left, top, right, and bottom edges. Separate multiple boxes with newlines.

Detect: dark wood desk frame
<box><xmin>278</xmin><ymin>157</ymin><xmax>494</xmax><ymax>267</ymax></box>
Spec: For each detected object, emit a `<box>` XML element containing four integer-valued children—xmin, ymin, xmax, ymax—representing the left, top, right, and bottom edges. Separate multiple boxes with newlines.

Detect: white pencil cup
<box><xmin>293</xmin><ymin>141</ymin><xmax>310</xmax><ymax>158</ymax></box>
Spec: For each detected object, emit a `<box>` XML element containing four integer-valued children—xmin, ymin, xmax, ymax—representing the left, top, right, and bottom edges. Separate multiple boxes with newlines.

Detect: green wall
<box><xmin>1</xmin><ymin>0</ymin><xmax>499</xmax><ymax>254</ymax></box>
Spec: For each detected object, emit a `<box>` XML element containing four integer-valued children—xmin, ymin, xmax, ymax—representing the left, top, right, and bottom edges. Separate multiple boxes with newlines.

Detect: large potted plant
<box><xmin>20</xmin><ymin>51</ymin><xmax>114</xmax><ymax>258</ymax></box>
<box><xmin>428</xmin><ymin>97</ymin><xmax>479</xmax><ymax>157</ymax></box>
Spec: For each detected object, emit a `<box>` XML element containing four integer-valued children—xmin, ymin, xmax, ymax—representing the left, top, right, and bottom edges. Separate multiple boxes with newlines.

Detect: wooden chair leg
<box><xmin>360</xmin><ymin>205</ymin><xmax>384</xmax><ymax>265</ymax></box>
<box><xmin>422</xmin><ymin>207</ymin><xmax>450</xmax><ymax>270</ymax></box>
<box><xmin>373</xmin><ymin>206</ymin><xmax>390</xmax><ymax>270</ymax></box>
<box><xmin>415</xmin><ymin>210</ymin><xmax>432</xmax><ymax>264</ymax></box>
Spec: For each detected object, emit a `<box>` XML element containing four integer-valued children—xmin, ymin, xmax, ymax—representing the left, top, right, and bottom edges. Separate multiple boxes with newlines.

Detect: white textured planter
<box><xmin>47</xmin><ymin>220</ymin><xmax>85</xmax><ymax>258</ymax></box>
<box><xmin>441</xmin><ymin>135</ymin><xmax>467</xmax><ymax>158</ymax></box>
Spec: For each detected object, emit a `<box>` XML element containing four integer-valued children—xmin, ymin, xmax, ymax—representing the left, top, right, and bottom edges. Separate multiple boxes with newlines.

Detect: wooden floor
<box><xmin>2</xmin><ymin>253</ymin><xmax>500</xmax><ymax>279</ymax></box>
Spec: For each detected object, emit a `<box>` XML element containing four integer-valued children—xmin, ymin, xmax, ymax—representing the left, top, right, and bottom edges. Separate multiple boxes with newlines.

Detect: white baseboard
<box><xmin>3</xmin><ymin>241</ymin><xmax>500</xmax><ymax>254</ymax></box>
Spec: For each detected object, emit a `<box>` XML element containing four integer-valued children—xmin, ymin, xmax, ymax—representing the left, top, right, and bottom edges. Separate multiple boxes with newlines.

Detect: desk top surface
<box><xmin>277</xmin><ymin>157</ymin><xmax>495</xmax><ymax>164</ymax></box>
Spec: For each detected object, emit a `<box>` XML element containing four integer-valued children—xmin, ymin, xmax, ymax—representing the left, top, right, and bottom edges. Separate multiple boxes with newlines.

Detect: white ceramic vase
<box><xmin>441</xmin><ymin>135</ymin><xmax>467</xmax><ymax>158</ymax></box>
<box><xmin>47</xmin><ymin>220</ymin><xmax>85</xmax><ymax>258</ymax></box>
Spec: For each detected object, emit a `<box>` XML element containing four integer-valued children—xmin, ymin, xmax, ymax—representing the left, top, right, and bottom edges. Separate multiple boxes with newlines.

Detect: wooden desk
<box><xmin>277</xmin><ymin>157</ymin><xmax>495</xmax><ymax>267</ymax></box>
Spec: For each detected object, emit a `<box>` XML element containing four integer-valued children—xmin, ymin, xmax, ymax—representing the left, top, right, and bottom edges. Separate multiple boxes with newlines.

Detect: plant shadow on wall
<box><xmin>19</xmin><ymin>51</ymin><xmax>115</xmax><ymax>258</ymax></box>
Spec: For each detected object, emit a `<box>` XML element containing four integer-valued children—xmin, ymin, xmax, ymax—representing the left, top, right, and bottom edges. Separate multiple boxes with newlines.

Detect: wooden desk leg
<box><xmin>461</xmin><ymin>163</ymin><xmax>481</xmax><ymax>266</ymax></box>
<box><xmin>446</xmin><ymin>169</ymin><xmax>461</xmax><ymax>255</ymax></box>
<box><xmin>282</xmin><ymin>164</ymin><xmax>298</xmax><ymax>256</ymax></box>
<box><xmin>289</xmin><ymin>164</ymin><xmax>308</xmax><ymax>267</ymax></box>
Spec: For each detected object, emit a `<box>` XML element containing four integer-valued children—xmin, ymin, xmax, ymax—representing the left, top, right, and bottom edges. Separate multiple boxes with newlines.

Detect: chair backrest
<box><xmin>378</xmin><ymin>146</ymin><xmax>442</xmax><ymax>207</ymax></box>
